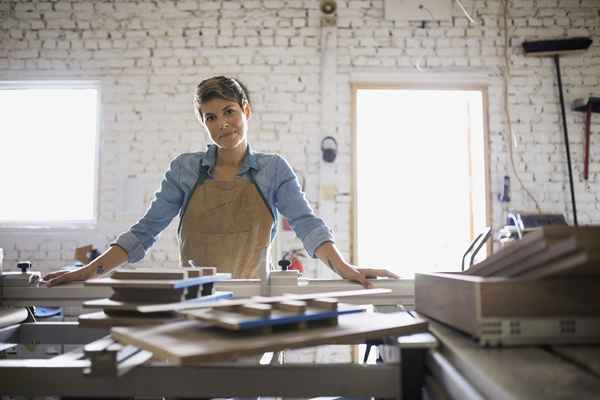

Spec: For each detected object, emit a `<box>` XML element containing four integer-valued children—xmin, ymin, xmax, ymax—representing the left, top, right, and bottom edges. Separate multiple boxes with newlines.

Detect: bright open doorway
<box><xmin>353</xmin><ymin>85</ymin><xmax>490</xmax><ymax>275</ymax></box>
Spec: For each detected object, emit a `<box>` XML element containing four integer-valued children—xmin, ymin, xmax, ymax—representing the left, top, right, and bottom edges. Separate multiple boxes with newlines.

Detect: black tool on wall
<box><xmin>522</xmin><ymin>37</ymin><xmax>593</xmax><ymax>226</ymax></box>
<box><xmin>321</xmin><ymin>136</ymin><xmax>338</xmax><ymax>163</ymax></box>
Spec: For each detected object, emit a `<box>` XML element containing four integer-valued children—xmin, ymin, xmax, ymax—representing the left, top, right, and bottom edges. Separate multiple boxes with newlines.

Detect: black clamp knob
<box><xmin>17</xmin><ymin>261</ymin><xmax>32</xmax><ymax>273</ymax></box>
<box><xmin>278</xmin><ymin>259</ymin><xmax>291</xmax><ymax>271</ymax></box>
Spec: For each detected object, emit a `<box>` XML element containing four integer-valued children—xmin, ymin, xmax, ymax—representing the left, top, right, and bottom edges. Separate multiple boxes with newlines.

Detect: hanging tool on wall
<box><xmin>522</xmin><ymin>37</ymin><xmax>593</xmax><ymax>226</ymax></box>
<box><xmin>573</xmin><ymin>97</ymin><xmax>600</xmax><ymax>181</ymax></box>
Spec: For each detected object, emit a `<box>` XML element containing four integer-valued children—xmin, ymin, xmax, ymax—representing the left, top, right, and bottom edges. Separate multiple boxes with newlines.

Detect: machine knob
<box><xmin>278</xmin><ymin>259</ymin><xmax>291</xmax><ymax>271</ymax></box>
<box><xmin>17</xmin><ymin>261</ymin><xmax>32</xmax><ymax>273</ymax></box>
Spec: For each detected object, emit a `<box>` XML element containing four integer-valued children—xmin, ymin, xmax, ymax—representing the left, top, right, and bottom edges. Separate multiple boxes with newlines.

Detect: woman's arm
<box><xmin>43</xmin><ymin>245</ymin><xmax>129</xmax><ymax>287</ymax></box>
<box><xmin>271</xmin><ymin>156</ymin><xmax>398</xmax><ymax>287</ymax></box>
<box><xmin>43</xmin><ymin>156</ymin><xmax>187</xmax><ymax>286</ymax></box>
<box><xmin>315</xmin><ymin>241</ymin><xmax>398</xmax><ymax>288</ymax></box>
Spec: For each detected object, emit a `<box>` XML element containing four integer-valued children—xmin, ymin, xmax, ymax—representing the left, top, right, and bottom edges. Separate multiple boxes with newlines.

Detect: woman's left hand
<box><xmin>336</xmin><ymin>264</ymin><xmax>399</xmax><ymax>289</ymax></box>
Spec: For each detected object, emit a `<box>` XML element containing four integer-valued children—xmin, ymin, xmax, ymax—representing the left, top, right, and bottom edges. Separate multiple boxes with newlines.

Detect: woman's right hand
<box><xmin>42</xmin><ymin>245</ymin><xmax>128</xmax><ymax>287</ymax></box>
<box><xmin>42</xmin><ymin>266</ymin><xmax>91</xmax><ymax>287</ymax></box>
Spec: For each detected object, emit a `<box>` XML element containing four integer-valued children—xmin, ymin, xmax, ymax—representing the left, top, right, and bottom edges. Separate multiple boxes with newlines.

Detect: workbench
<box><xmin>425</xmin><ymin>318</ymin><xmax>600</xmax><ymax>399</ymax></box>
<box><xmin>0</xmin><ymin>277</ymin><xmax>430</xmax><ymax>399</ymax></box>
<box><xmin>0</xmin><ymin>277</ymin><xmax>415</xmax><ymax>312</ymax></box>
<box><xmin>5</xmin><ymin>275</ymin><xmax>598</xmax><ymax>399</ymax></box>
<box><xmin>0</xmin><ymin>314</ymin><xmax>435</xmax><ymax>398</ymax></box>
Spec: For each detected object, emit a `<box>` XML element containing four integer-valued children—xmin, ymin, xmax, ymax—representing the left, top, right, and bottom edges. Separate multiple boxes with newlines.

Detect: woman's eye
<box><xmin>225</xmin><ymin>108</ymin><xmax>234</xmax><ymax>114</ymax></box>
<box><xmin>206</xmin><ymin>116</ymin><xmax>215</xmax><ymax>122</ymax></box>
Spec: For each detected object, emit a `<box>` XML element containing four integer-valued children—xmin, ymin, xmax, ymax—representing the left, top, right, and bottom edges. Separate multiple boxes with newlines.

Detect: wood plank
<box><xmin>84</xmin><ymin>273</ymin><xmax>230</xmax><ymax>289</ymax></box>
<box><xmin>472</xmin><ymin>239</ymin><xmax>552</xmax><ymax>277</ymax></box>
<box><xmin>110</xmin><ymin>288</ymin><xmax>184</xmax><ymax>303</ymax></box>
<box><xmin>183</xmin><ymin>304</ymin><xmax>366</xmax><ymax>331</ymax></box>
<box><xmin>415</xmin><ymin>273</ymin><xmax>480</xmax><ymax>336</ymax></box>
<box><xmin>239</xmin><ymin>303</ymin><xmax>272</xmax><ymax>317</ymax></box>
<box><xmin>137</xmin><ymin>288</ymin><xmax>391</xmax><ymax>313</ymax></box>
<box><xmin>519</xmin><ymin>250</ymin><xmax>600</xmax><ymax>279</ymax></box>
<box><xmin>429</xmin><ymin>319</ymin><xmax>600</xmax><ymax>399</ymax></box>
<box><xmin>496</xmin><ymin>238</ymin><xmax>575</xmax><ymax>277</ymax></box>
<box><xmin>467</xmin><ymin>226</ymin><xmax>600</xmax><ymax>277</ymax></box>
<box><xmin>78</xmin><ymin>311</ymin><xmax>180</xmax><ymax>328</ymax></box>
<box><xmin>83</xmin><ymin>291</ymin><xmax>233</xmax><ymax>312</ymax></box>
<box><xmin>110</xmin><ymin>267</ymin><xmax>217</xmax><ymax>280</ymax></box>
<box><xmin>466</xmin><ymin>226</ymin><xmax>575</xmax><ymax>276</ymax></box>
<box><xmin>500</xmin><ymin>235</ymin><xmax>600</xmax><ymax>277</ymax></box>
<box><xmin>110</xmin><ymin>268</ymin><xmax>187</xmax><ymax>280</ymax></box>
<box><xmin>112</xmin><ymin>311</ymin><xmax>427</xmax><ymax>364</ymax></box>
<box><xmin>274</xmin><ymin>300</ymin><xmax>307</xmax><ymax>314</ymax></box>
<box><xmin>308</xmin><ymin>297</ymin><xmax>338</xmax><ymax>310</ymax></box>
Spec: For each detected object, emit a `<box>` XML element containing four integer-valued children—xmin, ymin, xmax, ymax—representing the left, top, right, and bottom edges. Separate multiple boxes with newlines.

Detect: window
<box><xmin>0</xmin><ymin>82</ymin><xmax>100</xmax><ymax>227</ymax></box>
<box><xmin>353</xmin><ymin>85</ymin><xmax>490</xmax><ymax>274</ymax></box>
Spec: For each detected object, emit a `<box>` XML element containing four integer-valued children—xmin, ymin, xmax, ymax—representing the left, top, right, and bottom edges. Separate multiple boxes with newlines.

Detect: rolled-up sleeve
<box><xmin>273</xmin><ymin>155</ymin><xmax>334</xmax><ymax>257</ymax></box>
<box><xmin>113</xmin><ymin>156</ymin><xmax>186</xmax><ymax>263</ymax></box>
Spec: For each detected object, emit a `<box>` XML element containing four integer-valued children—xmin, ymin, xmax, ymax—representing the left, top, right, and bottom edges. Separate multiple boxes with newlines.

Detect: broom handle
<box><xmin>554</xmin><ymin>55</ymin><xmax>578</xmax><ymax>226</ymax></box>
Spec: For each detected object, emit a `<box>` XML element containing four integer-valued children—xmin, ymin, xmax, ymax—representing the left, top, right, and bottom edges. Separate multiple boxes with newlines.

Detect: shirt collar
<box><xmin>201</xmin><ymin>144</ymin><xmax>259</xmax><ymax>175</ymax></box>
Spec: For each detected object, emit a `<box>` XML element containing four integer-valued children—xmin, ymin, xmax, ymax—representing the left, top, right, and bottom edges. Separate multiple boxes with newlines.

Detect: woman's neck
<box><xmin>216</xmin><ymin>142</ymin><xmax>247</xmax><ymax>168</ymax></box>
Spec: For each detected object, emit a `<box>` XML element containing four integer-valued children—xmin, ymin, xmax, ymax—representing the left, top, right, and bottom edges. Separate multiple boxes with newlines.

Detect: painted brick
<box><xmin>0</xmin><ymin>0</ymin><xmax>599</xmax><ymax>278</ymax></box>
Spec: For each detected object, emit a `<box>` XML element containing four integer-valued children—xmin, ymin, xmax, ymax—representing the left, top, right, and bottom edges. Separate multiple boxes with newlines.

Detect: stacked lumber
<box><xmin>78</xmin><ymin>267</ymin><xmax>231</xmax><ymax>327</ymax></box>
<box><xmin>180</xmin><ymin>293</ymin><xmax>366</xmax><ymax>331</ymax></box>
<box><xmin>110</xmin><ymin>288</ymin><xmax>427</xmax><ymax>364</ymax></box>
<box><xmin>466</xmin><ymin>226</ymin><xmax>600</xmax><ymax>278</ymax></box>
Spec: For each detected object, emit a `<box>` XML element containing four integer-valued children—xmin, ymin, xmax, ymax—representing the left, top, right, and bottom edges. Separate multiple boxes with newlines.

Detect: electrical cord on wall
<box><xmin>501</xmin><ymin>0</ymin><xmax>542</xmax><ymax>214</ymax></box>
<box><xmin>455</xmin><ymin>0</ymin><xmax>476</xmax><ymax>24</ymax></box>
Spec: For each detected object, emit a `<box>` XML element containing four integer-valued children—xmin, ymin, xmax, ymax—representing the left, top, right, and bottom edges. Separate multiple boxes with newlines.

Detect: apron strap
<box><xmin>177</xmin><ymin>161</ymin><xmax>275</xmax><ymax>236</ymax></box>
<box><xmin>177</xmin><ymin>164</ymin><xmax>210</xmax><ymax>235</ymax></box>
<box><xmin>247</xmin><ymin>168</ymin><xmax>276</xmax><ymax>223</ymax></box>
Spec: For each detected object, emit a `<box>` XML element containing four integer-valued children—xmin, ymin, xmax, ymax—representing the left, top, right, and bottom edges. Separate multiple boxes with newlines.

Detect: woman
<box><xmin>44</xmin><ymin>76</ymin><xmax>397</xmax><ymax>287</ymax></box>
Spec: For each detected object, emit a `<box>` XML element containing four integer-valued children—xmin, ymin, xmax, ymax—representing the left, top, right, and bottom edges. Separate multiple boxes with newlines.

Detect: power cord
<box><xmin>501</xmin><ymin>0</ymin><xmax>542</xmax><ymax>214</ymax></box>
<box><xmin>455</xmin><ymin>0</ymin><xmax>476</xmax><ymax>24</ymax></box>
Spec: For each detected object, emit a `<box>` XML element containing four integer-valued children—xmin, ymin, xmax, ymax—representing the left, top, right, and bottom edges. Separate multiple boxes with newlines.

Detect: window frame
<box><xmin>0</xmin><ymin>80</ymin><xmax>102</xmax><ymax>230</ymax></box>
<box><xmin>351</xmin><ymin>80</ymin><xmax>493</xmax><ymax>266</ymax></box>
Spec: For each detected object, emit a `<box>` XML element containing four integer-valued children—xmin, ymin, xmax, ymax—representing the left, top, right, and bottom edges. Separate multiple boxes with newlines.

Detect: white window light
<box><xmin>0</xmin><ymin>81</ymin><xmax>100</xmax><ymax>228</ymax></box>
<box><xmin>354</xmin><ymin>87</ymin><xmax>489</xmax><ymax>274</ymax></box>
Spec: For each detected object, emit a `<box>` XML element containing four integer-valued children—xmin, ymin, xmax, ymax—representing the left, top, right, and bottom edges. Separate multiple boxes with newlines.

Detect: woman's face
<box><xmin>199</xmin><ymin>97</ymin><xmax>251</xmax><ymax>151</ymax></box>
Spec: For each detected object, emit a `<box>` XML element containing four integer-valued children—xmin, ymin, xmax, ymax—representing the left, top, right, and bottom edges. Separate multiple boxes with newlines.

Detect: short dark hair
<box><xmin>194</xmin><ymin>76</ymin><xmax>251</xmax><ymax>121</ymax></box>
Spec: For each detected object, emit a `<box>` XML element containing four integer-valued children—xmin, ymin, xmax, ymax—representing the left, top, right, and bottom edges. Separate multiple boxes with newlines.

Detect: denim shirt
<box><xmin>114</xmin><ymin>144</ymin><xmax>334</xmax><ymax>263</ymax></box>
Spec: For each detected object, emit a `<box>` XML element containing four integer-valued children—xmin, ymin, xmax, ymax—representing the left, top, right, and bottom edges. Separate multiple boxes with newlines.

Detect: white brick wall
<box><xmin>0</xmin><ymin>0</ymin><xmax>599</xmax><ymax>275</ymax></box>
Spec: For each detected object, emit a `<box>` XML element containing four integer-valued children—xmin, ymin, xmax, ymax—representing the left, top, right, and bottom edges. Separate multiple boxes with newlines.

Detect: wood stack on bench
<box><xmin>416</xmin><ymin>226</ymin><xmax>600</xmax><ymax>346</ymax></box>
<box><xmin>110</xmin><ymin>288</ymin><xmax>428</xmax><ymax>364</ymax></box>
<box><xmin>465</xmin><ymin>226</ymin><xmax>600</xmax><ymax>278</ymax></box>
<box><xmin>78</xmin><ymin>267</ymin><xmax>231</xmax><ymax>327</ymax></box>
<box><xmin>181</xmin><ymin>293</ymin><xmax>365</xmax><ymax>331</ymax></box>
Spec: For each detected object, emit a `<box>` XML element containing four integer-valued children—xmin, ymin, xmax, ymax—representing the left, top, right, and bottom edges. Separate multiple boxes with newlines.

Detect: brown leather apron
<box><xmin>179</xmin><ymin>176</ymin><xmax>273</xmax><ymax>279</ymax></box>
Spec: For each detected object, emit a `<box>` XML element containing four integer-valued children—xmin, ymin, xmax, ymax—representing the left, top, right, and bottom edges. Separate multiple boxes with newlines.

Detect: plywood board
<box><xmin>112</xmin><ymin>311</ymin><xmax>427</xmax><ymax>364</ymax></box>
<box><xmin>416</xmin><ymin>272</ymin><xmax>600</xmax><ymax>345</ymax></box>
<box><xmin>110</xmin><ymin>288</ymin><xmax>184</xmax><ymax>303</ymax></box>
<box><xmin>498</xmin><ymin>236</ymin><xmax>595</xmax><ymax>277</ymax></box>
<box><xmin>78</xmin><ymin>311</ymin><xmax>180</xmax><ymax>328</ymax></box>
<box><xmin>110</xmin><ymin>267</ymin><xmax>216</xmax><ymax>280</ymax></box>
<box><xmin>467</xmin><ymin>226</ymin><xmax>600</xmax><ymax>277</ymax></box>
<box><xmin>137</xmin><ymin>288</ymin><xmax>391</xmax><ymax>313</ymax></box>
<box><xmin>466</xmin><ymin>226</ymin><xmax>572</xmax><ymax>276</ymax></box>
<box><xmin>519</xmin><ymin>250</ymin><xmax>600</xmax><ymax>279</ymax></box>
<box><xmin>184</xmin><ymin>304</ymin><xmax>366</xmax><ymax>331</ymax></box>
<box><xmin>83</xmin><ymin>291</ymin><xmax>233</xmax><ymax>312</ymax></box>
<box><xmin>85</xmin><ymin>273</ymin><xmax>231</xmax><ymax>289</ymax></box>
<box><xmin>111</xmin><ymin>268</ymin><xmax>187</xmax><ymax>280</ymax></box>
